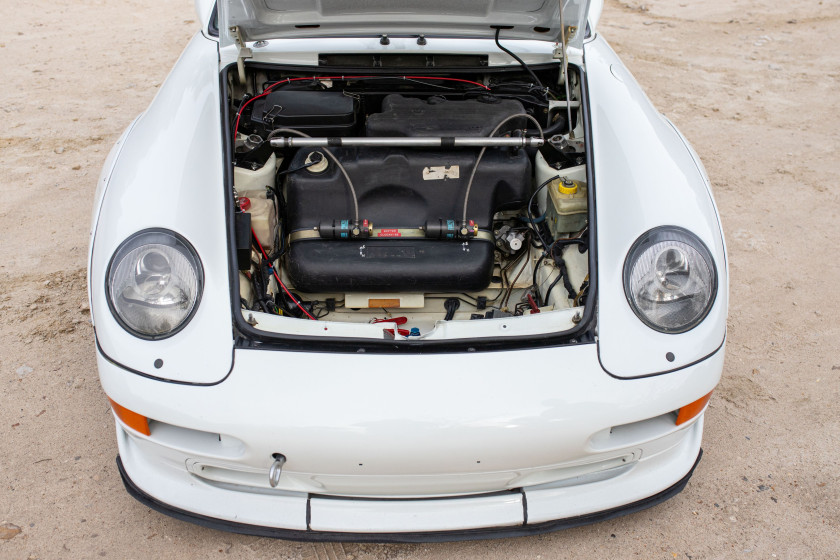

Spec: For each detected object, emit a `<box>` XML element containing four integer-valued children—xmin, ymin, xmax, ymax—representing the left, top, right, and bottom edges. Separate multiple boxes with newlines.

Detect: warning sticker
<box><xmin>422</xmin><ymin>165</ymin><xmax>460</xmax><ymax>180</ymax></box>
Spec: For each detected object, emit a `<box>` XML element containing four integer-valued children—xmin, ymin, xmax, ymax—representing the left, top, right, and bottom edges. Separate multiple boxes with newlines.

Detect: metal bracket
<box><xmin>548</xmin><ymin>134</ymin><xmax>584</xmax><ymax>152</ymax></box>
<box><xmin>552</xmin><ymin>27</ymin><xmax>579</xmax><ymax>59</ymax></box>
<box><xmin>229</xmin><ymin>25</ymin><xmax>252</xmax><ymax>84</ymax></box>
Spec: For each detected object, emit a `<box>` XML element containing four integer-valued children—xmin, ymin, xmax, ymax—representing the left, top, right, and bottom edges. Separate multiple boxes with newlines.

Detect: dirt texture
<box><xmin>1</xmin><ymin>0</ymin><xmax>839</xmax><ymax>558</ymax></box>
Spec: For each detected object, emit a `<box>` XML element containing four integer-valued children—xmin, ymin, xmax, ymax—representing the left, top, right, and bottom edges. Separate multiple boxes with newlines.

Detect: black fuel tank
<box><xmin>286</xmin><ymin>239</ymin><xmax>496</xmax><ymax>293</ymax></box>
<box><xmin>282</xmin><ymin>92</ymin><xmax>532</xmax><ymax>294</ymax></box>
<box><xmin>283</xmin><ymin>145</ymin><xmax>530</xmax><ymax>293</ymax></box>
<box><xmin>284</xmin><ymin>147</ymin><xmax>530</xmax><ymax>231</ymax></box>
<box><xmin>283</xmin><ymin>146</ymin><xmax>529</xmax><ymax>293</ymax></box>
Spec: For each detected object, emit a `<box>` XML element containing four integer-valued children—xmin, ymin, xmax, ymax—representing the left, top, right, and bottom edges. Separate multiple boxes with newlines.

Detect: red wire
<box><xmin>232</xmin><ymin>81</ymin><xmax>284</xmax><ymax>143</ymax></box>
<box><xmin>251</xmin><ymin>228</ymin><xmax>316</xmax><ymax>320</ymax></box>
<box><xmin>404</xmin><ymin>76</ymin><xmax>490</xmax><ymax>89</ymax></box>
<box><xmin>232</xmin><ymin>75</ymin><xmax>491</xmax><ymax>140</ymax></box>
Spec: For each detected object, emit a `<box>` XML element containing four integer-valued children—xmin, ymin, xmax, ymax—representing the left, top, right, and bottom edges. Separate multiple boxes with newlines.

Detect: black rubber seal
<box><xmin>116</xmin><ymin>449</ymin><xmax>702</xmax><ymax>543</ymax></box>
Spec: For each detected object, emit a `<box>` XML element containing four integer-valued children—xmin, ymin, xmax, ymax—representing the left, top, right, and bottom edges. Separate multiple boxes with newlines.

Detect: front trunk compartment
<box><xmin>222</xmin><ymin>60</ymin><xmax>595</xmax><ymax>348</ymax></box>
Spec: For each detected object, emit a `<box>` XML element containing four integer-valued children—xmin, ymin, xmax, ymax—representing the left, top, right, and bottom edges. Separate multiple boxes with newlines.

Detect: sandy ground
<box><xmin>1</xmin><ymin>0</ymin><xmax>839</xmax><ymax>558</ymax></box>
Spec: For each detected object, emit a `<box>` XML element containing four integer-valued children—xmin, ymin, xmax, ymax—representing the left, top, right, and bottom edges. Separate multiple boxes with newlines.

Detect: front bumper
<box><xmin>116</xmin><ymin>448</ymin><xmax>702</xmax><ymax>542</ymax></box>
<box><xmin>99</xmin><ymin>342</ymin><xmax>722</xmax><ymax>538</ymax></box>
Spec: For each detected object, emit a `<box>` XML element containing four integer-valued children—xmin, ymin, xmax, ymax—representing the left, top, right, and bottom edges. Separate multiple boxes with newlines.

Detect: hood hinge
<box><xmin>229</xmin><ymin>25</ymin><xmax>252</xmax><ymax>84</ymax></box>
<box><xmin>552</xmin><ymin>26</ymin><xmax>578</xmax><ymax>59</ymax></box>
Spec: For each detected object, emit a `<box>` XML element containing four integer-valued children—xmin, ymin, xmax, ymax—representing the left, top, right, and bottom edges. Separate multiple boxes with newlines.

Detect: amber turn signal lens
<box><xmin>675</xmin><ymin>391</ymin><xmax>713</xmax><ymax>426</ymax></box>
<box><xmin>108</xmin><ymin>398</ymin><xmax>151</xmax><ymax>436</ymax></box>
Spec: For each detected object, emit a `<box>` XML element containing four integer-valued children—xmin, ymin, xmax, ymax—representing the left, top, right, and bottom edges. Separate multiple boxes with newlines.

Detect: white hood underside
<box><xmin>220</xmin><ymin>0</ymin><xmax>591</xmax><ymax>49</ymax></box>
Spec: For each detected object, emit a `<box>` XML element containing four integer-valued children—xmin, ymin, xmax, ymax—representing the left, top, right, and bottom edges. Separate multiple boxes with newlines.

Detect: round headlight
<box><xmin>623</xmin><ymin>226</ymin><xmax>717</xmax><ymax>334</ymax></box>
<box><xmin>106</xmin><ymin>229</ymin><xmax>203</xmax><ymax>339</ymax></box>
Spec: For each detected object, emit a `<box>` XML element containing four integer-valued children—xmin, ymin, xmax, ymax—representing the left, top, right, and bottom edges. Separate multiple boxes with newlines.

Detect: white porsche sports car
<box><xmin>88</xmin><ymin>0</ymin><xmax>728</xmax><ymax>541</ymax></box>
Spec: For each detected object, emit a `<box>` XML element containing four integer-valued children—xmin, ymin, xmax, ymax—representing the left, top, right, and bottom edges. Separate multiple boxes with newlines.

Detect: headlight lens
<box><xmin>106</xmin><ymin>229</ymin><xmax>203</xmax><ymax>339</ymax></box>
<box><xmin>623</xmin><ymin>227</ymin><xmax>717</xmax><ymax>333</ymax></box>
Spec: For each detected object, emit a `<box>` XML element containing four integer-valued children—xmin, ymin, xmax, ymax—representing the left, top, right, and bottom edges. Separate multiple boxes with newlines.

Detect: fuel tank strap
<box><xmin>288</xmin><ymin>228</ymin><xmax>495</xmax><ymax>243</ymax></box>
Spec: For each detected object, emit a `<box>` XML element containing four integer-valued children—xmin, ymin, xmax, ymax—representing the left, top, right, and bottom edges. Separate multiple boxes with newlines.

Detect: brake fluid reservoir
<box><xmin>547</xmin><ymin>176</ymin><xmax>588</xmax><ymax>236</ymax></box>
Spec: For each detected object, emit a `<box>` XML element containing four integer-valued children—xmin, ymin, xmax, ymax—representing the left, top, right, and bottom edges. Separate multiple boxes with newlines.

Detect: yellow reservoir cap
<box><xmin>557</xmin><ymin>178</ymin><xmax>579</xmax><ymax>195</ymax></box>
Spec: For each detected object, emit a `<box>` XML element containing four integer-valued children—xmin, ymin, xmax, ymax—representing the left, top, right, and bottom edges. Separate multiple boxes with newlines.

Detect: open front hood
<box><xmin>220</xmin><ymin>0</ymin><xmax>591</xmax><ymax>50</ymax></box>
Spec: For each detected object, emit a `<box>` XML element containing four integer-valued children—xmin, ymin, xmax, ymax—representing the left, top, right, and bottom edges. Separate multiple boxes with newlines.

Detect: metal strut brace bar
<box><xmin>269</xmin><ymin>137</ymin><xmax>545</xmax><ymax>148</ymax></box>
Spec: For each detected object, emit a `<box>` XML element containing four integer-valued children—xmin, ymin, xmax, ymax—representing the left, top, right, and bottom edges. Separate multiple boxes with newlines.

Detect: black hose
<box><xmin>539</xmin><ymin>258</ymin><xmax>576</xmax><ymax>307</ymax></box>
<box><xmin>268</xmin><ymin>170</ymin><xmax>291</xmax><ymax>260</ymax></box>
<box><xmin>250</xmin><ymin>265</ymin><xmax>272</xmax><ymax>314</ymax></box>
<box><xmin>493</xmin><ymin>27</ymin><xmax>545</xmax><ymax>94</ymax></box>
<box><xmin>276</xmin><ymin>152</ymin><xmax>324</xmax><ymax>178</ymax></box>
<box><xmin>535</xmin><ymin>237</ymin><xmax>588</xmax><ymax>306</ymax></box>
<box><xmin>526</xmin><ymin>117</ymin><xmax>567</xmax><ymax>138</ymax></box>
<box><xmin>554</xmin><ymin>254</ymin><xmax>577</xmax><ymax>301</ymax></box>
<box><xmin>527</xmin><ymin>175</ymin><xmax>560</xmax><ymax>249</ymax></box>
<box><xmin>542</xmin><ymin>274</ymin><xmax>564</xmax><ymax>307</ymax></box>
<box><xmin>443</xmin><ymin>298</ymin><xmax>461</xmax><ymax>321</ymax></box>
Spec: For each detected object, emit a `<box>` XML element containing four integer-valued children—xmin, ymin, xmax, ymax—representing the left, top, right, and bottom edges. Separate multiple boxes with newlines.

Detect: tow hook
<box><xmin>269</xmin><ymin>453</ymin><xmax>286</xmax><ymax>488</ymax></box>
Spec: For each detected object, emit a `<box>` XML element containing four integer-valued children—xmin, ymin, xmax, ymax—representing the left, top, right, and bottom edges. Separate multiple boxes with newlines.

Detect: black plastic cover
<box><xmin>250</xmin><ymin>90</ymin><xmax>357</xmax><ymax>136</ymax></box>
<box><xmin>366</xmin><ymin>94</ymin><xmax>526</xmax><ymax>137</ymax></box>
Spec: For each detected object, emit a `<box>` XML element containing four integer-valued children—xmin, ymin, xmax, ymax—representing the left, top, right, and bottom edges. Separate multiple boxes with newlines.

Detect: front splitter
<box><xmin>116</xmin><ymin>449</ymin><xmax>702</xmax><ymax>543</ymax></box>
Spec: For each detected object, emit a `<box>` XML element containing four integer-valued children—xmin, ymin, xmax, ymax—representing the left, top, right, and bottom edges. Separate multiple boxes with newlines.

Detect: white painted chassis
<box><xmin>88</xmin><ymin>19</ymin><xmax>728</xmax><ymax>535</ymax></box>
